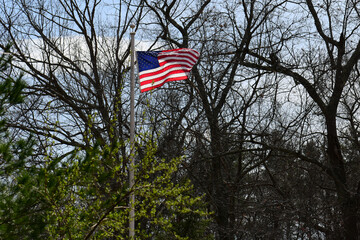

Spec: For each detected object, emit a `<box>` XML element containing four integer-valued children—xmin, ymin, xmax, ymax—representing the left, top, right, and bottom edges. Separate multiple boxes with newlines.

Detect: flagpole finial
<box><xmin>130</xmin><ymin>24</ymin><xmax>136</xmax><ymax>34</ymax></box>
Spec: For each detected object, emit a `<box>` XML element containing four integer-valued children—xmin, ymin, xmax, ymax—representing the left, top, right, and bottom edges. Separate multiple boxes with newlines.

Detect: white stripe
<box><xmin>139</xmin><ymin>62</ymin><xmax>192</xmax><ymax>77</ymax></box>
<box><xmin>140</xmin><ymin>72</ymin><xmax>187</xmax><ymax>90</ymax></box>
<box><xmin>162</xmin><ymin>49</ymin><xmax>200</xmax><ymax>58</ymax></box>
<box><xmin>158</xmin><ymin>57</ymin><xmax>196</xmax><ymax>66</ymax></box>
<box><xmin>159</xmin><ymin>52</ymin><xmax>199</xmax><ymax>63</ymax></box>
<box><xmin>139</xmin><ymin>66</ymin><xmax>191</xmax><ymax>82</ymax></box>
<box><xmin>159</xmin><ymin>52</ymin><xmax>198</xmax><ymax>61</ymax></box>
<box><xmin>159</xmin><ymin>60</ymin><xmax>194</xmax><ymax>69</ymax></box>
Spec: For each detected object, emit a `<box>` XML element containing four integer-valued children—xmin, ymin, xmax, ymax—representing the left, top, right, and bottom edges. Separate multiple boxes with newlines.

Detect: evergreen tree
<box><xmin>0</xmin><ymin>44</ymin><xmax>43</xmax><ymax>239</ymax></box>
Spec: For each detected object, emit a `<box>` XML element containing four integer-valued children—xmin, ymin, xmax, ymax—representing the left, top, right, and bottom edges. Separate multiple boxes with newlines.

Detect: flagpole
<box><xmin>129</xmin><ymin>24</ymin><xmax>136</xmax><ymax>239</ymax></box>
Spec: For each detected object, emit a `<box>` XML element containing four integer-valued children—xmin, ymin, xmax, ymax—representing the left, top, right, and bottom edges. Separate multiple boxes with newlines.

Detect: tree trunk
<box><xmin>210</xmin><ymin>124</ymin><xmax>232</xmax><ymax>240</ymax></box>
<box><xmin>342</xmin><ymin>197</ymin><xmax>359</xmax><ymax>240</ymax></box>
<box><xmin>326</xmin><ymin>114</ymin><xmax>359</xmax><ymax>239</ymax></box>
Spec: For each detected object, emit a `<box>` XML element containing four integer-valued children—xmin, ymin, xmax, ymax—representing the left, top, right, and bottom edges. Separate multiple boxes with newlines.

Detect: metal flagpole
<box><xmin>129</xmin><ymin>24</ymin><xmax>136</xmax><ymax>239</ymax></box>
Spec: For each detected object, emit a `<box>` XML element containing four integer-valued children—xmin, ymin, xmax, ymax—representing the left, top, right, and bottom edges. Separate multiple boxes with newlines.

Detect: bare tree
<box><xmin>144</xmin><ymin>0</ymin><xmax>360</xmax><ymax>239</ymax></box>
<box><xmin>0</xmin><ymin>0</ymin><xmax>143</xmax><ymax>159</ymax></box>
<box><xmin>142</xmin><ymin>0</ymin><xmax>289</xmax><ymax>239</ymax></box>
<box><xmin>235</xmin><ymin>0</ymin><xmax>360</xmax><ymax>239</ymax></box>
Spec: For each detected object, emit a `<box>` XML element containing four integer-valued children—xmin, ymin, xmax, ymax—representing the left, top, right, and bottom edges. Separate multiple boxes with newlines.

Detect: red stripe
<box><xmin>162</xmin><ymin>48</ymin><xmax>199</xmax><ymax>55</ymax></box>
<box><xmin>159</xmin><ymin>49</ymin><xmax>199</xmax><ymax>60</ymax></box>
<box><xmin>140</xmin><ymin>76</ymin><xmax>188</xmax><ymax>92</ymax></box>
<box><xmin>139</xmin><ymin>64</ymin><xmax>189</xmax><ymax>79</ymax></box>
<box><xmin>161</xmin><ymin>48</ymin><xmax>188</xmax><ymax>52</ymax></box>
<box><xmin>140</xmin><ymin>69</ymin><xmax>187</xmax><ymax>85</ymax></box>
<box><xmin>158</xmin><ymin>53</ymin><xmax>198</xmax><ymax>62</ymax></box>
<box><xmin>158</xmin><ymin>51</ymin><xmax>198</xmax><ymax>59</ymax></box>
<box><xmin>158</xmin><ymin>59</ymin><xmax>195</xmax><ymax>67</ymax></box>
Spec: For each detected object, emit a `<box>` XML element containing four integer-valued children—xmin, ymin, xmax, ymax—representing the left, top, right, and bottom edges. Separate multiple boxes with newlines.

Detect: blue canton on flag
<box><xmin>137</xmin><ymin>51</ymin><xmax>160</xmax><ymax>72</ymax></box>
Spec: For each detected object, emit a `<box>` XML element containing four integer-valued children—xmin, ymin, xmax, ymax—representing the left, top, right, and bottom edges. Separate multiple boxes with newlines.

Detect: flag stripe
<box><xmin>159</xmin><ymin>53</ymin><xmax>199</xmax><ymax>63</ymax></box>
<box><xmin>139</xmin><ymin>62</ymin><xmax>192</xmax><ymax>77</ymax></box>
<box><xmin>159</xmin><ymin>59</ymin><xmax>196</xmax><ymax>68</ymax></box>
<box><xmin>140</xmin><ymin>70</ymin><xmax>188</xmax><ymax>85</ymax></box>
<box><xmin>137</xmin><ymin>48</ymin><xmax>199</xmax><ymax>92</ymax></box>
<box><xmin>161</xmin><ymin>48</ymin><xmax>200</xmax><ymax>59</ymax></box>
<box><xmin>159</xmin><ymin>54</ymin><xmax>198</xmax><ymax>65</ymax></box>
<box><xmin>140</xmin><ymin>74</ymin><xmax>188</xmax><ymax>92</ymax></box>
<box><xmin>139</xmin><ymin>67</ymin><xmax>189</xmax><ymax>86</ymax></box>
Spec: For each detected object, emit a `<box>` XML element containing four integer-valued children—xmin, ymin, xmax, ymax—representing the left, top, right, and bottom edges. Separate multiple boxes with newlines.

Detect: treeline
<box><xmin>1</xmin><ymin>0</ymin><xmax>360</xmax><ymax>239</ymax></box>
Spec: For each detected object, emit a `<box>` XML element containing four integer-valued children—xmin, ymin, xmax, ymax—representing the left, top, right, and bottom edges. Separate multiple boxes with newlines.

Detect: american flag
<box><xmin>136</xmin><ymin>48</ymin><xmax>199</xmax><ymax>92</ymax></box>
